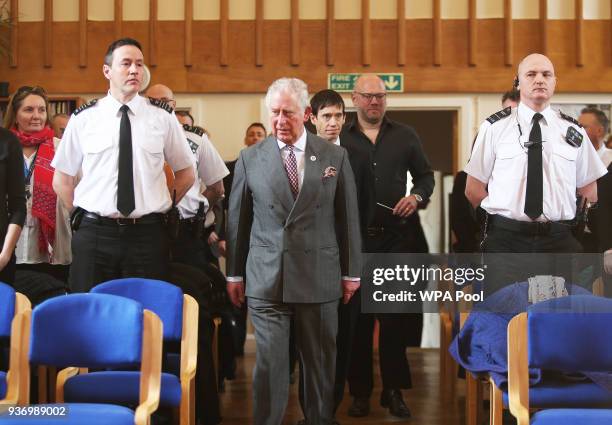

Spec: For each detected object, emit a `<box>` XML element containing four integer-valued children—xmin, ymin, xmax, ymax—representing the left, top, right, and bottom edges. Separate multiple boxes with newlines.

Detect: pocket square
<box><xmin>323</xmin><ymin>166</ymin><xmax>337</xmax><ymax>179</ymax></box>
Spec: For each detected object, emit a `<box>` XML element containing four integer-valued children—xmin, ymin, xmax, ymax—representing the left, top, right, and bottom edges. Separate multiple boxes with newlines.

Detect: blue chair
<box><xmin>62</xmin><ymin>278</ymin><xmax>198</xmax><ymax>425</ymax></box>
<box><xmin>0</xmin><ymin>282</ymin><xmax>31</xmax><ymax>404</ymax></box>
<box><xmin>507</xmin><ymin>295</ymin><xmax>612</xmax><ymax>425</ymax></box>
<box><xmin>0</xmin><ymin>293</ymin><xmax>163</xmax><ymax>425</ymax></box>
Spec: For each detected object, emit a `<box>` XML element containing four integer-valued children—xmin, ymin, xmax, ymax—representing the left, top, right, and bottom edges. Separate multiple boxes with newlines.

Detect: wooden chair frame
<box><xmin>3</xmin><ymin>306</ymin><xmax>163</xmax><ymax>425</ymax></box>
<box><xmin>57</xmin><ymin>294</ymin><xmax>198</xmax><ymax>425</ymax></box>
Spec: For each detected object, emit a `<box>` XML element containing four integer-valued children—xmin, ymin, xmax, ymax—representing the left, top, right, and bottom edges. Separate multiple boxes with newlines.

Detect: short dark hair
<box><xmin>501</xmin><ymin>89</ymin><xmax>520</xmax><ymax>105</ymax></box>
<box><xmin>175</xmin><ymin>110</ymin><xmax>195</xmax><ymax>126</ymax></box>
<box><xmin>104</xmin><ymin>38</ymin><xmax>143</xmax><ymax>66</ymax></box>
<box><xmin>581</xmin><ymin>107</ymin><xmax>610</xmax><ymax>135</ymax></box>
<box><xmin>246</xmin><ymin>122</ymin><xmax>266</xmax><ymax>134</ymax></box>
<box><xmin>310</xmin><ymin>89</ymin><xmax>345</xmax><ymax>116</ymax></box>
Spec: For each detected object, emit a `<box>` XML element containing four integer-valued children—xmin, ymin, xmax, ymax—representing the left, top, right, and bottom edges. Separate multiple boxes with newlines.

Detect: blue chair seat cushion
<box><xmin>64</xmin><ymin>371</ymin><xmax>181</xmax><ymax>407</ymax></box>
<box><xmin>531</xmin><ymin>408</ymin><xmax>612</xmax><ymax>425</ymax></box>
<box><xmin>0</xmin><ymin>403</ymin><xmax>135</xmax><ymax>425</ymax></box>
<box><xmin>502</xmin><ymin>377</ymin><xmax>612</xmax><ymax>408</ymax></box>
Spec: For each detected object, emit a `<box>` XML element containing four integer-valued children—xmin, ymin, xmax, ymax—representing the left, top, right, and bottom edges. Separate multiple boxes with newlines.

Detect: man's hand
<box><xmin>208</xmin><ymin>231</ymin><xmax>220</xmax><ymax>246</ymax></box>
<box><xmin>392</xmin><ymin>196</ymin><xmax>418</xmax><ymax>218</ymax></box>
<box><xmin>342</xmin><ymin>279</ymin><xmax>360</xmax><ymax>304</ymax></box>
<box><xmin>604</xmin><ymin>249</ymin><xmax>612</xmax><ymax>276</ymax></box>
<box><xmin>218</xmin><ymin>240</ymin><xmax>227</xmax><ymax>257</ymax></box>
<box><xmin>227</xmin><ymin>280</ymin><xmax>245</xmax><ymax>307</ymax></box>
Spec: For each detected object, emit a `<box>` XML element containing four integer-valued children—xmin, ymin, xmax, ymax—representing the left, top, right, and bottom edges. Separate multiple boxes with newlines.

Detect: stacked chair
<box><xmin>507</xmin><ymin>295</ymin><xmax>612</xmax><ymax>425</ymax></box>
<box><xmin>62</xmin><ymin>278</ymin><xmax>199</xmax><ymax>425</ymax></box>
<box><xmin>0</xmin><ymin>282</ymin><xmax>31</xmax><ymax>404</ymax></box>
<box><xmin>0</xmin><ymin>293</ymin><xmax>163</xmax><ymax>425</ymax></box>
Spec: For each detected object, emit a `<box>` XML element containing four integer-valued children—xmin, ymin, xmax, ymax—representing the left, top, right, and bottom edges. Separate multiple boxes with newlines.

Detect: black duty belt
<box><xmin>83</xmin><ymin>212</ymin><xmax>163</xmax><ymax>226</ymax></box>
<box><xmin>179</xmin><ymin>216</ymin><xmax>202</xmax><ymax>225</ymax></box>
<box><xmin>488</xmin><ymin>214</ymin><xmax>574</xmax><ymax>236</ymax></box>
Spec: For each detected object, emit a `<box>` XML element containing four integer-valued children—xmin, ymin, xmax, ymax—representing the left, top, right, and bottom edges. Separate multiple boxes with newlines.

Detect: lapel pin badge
<box><xmin>310</xmin><ymin>155</ymin><xmax>317</xmax><ymax>161</ymax></box>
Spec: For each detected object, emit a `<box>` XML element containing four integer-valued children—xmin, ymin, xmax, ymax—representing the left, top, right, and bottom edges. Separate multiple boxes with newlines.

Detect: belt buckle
<box><xmin>116</xmin><ymin>217</ymin><xmax>137</xmax><ymax>226</ymax></box>
<box><xmin>537</xmin><ymin>221</ymin><xmax>551</xmax><ymax>235</ymax></box>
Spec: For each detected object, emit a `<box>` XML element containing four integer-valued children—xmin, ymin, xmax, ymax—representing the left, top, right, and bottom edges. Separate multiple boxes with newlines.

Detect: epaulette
<box><xmin>183</xmin><ymin>124</ymin><xmax>204</xmax><ymax>137</ymax></box>
<box><xmin>148</xmin><ymin>97</ymin><xmax>174</xmax><ymax>113</ymax></box>
<box><xmin>73</xmin><ymin>99</ymin><xmax>98</xmax><ymax>116</ymax></box>
<box><xmin>559</xmin><ymin>110</ymin><xmax>582</xmax><ymax>128</ymax></box>
<box><xmin>486</xmin><ymin>107</ymin><xmax>512</xmax><ymax>124</ymax></box>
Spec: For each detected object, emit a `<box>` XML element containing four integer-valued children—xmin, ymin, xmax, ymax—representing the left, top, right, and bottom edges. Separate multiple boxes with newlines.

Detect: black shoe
<box><xmin>380</xmin><ymin>389</ymin><xmax>411</xmax><ymax>418</ymax></box>
<box><xmin>347</xmin><ymin>396</ymin><xmax>370</xmax><ymax>417</ymax></box>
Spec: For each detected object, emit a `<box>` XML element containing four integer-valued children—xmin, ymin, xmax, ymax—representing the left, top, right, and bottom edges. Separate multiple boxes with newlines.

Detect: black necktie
<box><xmin>117</xmin><ymin>105</ymin><xmax>135</xmax><ymax>216</ymax></box>
<box><xmin>524</xmin><ymin>112</ymin><xmax>543</xmax><ymax>220</ymax></box>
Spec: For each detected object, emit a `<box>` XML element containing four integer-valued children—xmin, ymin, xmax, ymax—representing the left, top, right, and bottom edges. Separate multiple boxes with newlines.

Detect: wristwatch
<box><xmin>412</xmin><ymin>194</ymin><xmax>423</xmax><ymax>203</ymax></box>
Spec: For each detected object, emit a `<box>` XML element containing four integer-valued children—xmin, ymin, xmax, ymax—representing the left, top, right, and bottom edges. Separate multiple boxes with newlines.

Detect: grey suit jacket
<box><xmin>227</xmin><ymin>132</ymin><xmax>362</xmax><ymax>303</ymax></box>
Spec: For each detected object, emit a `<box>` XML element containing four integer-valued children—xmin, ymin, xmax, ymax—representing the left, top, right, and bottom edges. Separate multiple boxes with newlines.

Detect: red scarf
<box><xmin>11</xmin><ymin>126</ymin><xmax>57</xmax><ymax>256</ymax></box>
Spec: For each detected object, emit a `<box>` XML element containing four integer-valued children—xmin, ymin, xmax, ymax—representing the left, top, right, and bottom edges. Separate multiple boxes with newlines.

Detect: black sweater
<box><xmin>0</xmin><ymin>128</ymin><xmax>26</xmax><ymax>241</ymax></box>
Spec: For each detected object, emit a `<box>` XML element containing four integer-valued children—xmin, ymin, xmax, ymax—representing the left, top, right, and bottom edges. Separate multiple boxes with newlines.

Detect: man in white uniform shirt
<box><xmin>145</xmin><ymin>83</ymin><xmax>229</xmax><ymax>269</ymax></box>
<box><xmin>52</xmin><ymin>38</ymin><xmax>195</xmax><ymax>293</ymax></box>
<box><xmin>465</xmin><ymin>53</ymin><xmax>607</xmax><ymax>294</ymax></box>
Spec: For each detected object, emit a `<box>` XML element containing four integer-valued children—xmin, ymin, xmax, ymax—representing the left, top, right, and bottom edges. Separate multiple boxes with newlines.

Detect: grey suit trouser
<box><xmin>248</xmin><ymin>297</ymin><xmax>339</xmax><ymax>425</ymax></box>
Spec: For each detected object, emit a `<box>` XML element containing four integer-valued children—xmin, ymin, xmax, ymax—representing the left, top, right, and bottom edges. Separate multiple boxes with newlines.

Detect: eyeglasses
<box><xmin>356</xmin><ymin>92</ymin><xmax>386</xmax><ymax>102</ymax></box>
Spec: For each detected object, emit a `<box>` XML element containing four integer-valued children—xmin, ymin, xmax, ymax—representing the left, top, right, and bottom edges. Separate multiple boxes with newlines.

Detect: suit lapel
<box><xmin>260</xmin><ymin>137</ymin><xmax>295</xmax><ymax>213</ymax></box>
<box><xmin>287</xmin><ymin>133</ymin><xmax>323</xmax><ymax>224</ymax></box>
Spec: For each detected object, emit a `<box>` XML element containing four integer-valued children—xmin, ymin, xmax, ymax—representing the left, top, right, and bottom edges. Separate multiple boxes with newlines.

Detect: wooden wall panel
<box><xmin>1</xmin><ymin>20</ymin><xmax>611</xmax><ymax>94</ymax></box>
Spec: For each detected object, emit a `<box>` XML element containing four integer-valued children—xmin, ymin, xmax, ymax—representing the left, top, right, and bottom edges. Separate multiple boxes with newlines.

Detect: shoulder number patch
<box><xmin>559</xmin><ymin>110</ymin><xmax>583</xmax><ymax>128</ymax></box>
<box><xmin>73</xmin><ymin>99</ymin><xmax>98</xmax><ymax>116</ymax></box>
<box><xmin>149</xmin><ymin>97</ymin><xmax>174</xmax><ymax>113</ymax></box>
<box><xmin>183</xmin><ymin>124</ymin><xmax>204</xmax><ymax>137</ymax></box>
<box><xmin>486</xmin><ymin>107</ymin><xmax>512</xmax><ymax>124</ymax></box>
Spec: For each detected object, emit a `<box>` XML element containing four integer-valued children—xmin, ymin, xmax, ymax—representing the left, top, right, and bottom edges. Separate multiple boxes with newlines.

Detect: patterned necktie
<box><xmin>524</xmin><ymin>112</ymin><xmax>543</xmax><ymax>220</ymax></box>
<box><xmin>283</xmin><ymin>144</ymin><xmax>299</xmax><ymax>199</ymax></box>
<box><xmin>117</xmin><ymin>104</ymin><xmax>135</xmax><ymax>216</ymax></box>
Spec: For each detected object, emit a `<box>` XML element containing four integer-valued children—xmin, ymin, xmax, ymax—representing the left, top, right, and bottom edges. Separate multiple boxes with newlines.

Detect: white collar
<box><xmin>105</xmin><ymin>91</ymin><xmax>143</xmax><ymax>115</ymax></box>
<box><xmin>518</xmin><ymin>102</ymin><xmax>554</xmax><ymax>127</ymax></box>
<box><xmin>333</xmin><ymin>136</ymin><xmax>340</xmax><ymax>146</ymax></box>
<box><xmin>277</xmin><ymin>129</ymin><xmax>307</xmax><ymax>152</ymax></box>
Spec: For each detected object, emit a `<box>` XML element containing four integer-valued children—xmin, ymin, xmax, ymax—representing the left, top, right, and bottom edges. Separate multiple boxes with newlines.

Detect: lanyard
<box><xmin>23</xmin><ymin>147</ymin><xmax>40</xmax><ymax>185</ymax></box>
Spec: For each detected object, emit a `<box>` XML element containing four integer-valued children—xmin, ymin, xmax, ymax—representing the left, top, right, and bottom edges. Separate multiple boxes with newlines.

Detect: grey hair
<box><xmin>265</xmin><ymin>78</ymin><xmax>309</xmax><ymax>113</ymax></box>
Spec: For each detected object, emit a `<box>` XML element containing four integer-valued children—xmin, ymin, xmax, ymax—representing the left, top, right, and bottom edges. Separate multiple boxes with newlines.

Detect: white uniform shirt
<box><xmin>52</xmin><ymin>93</ymin><xmax>194</xmax><ymax>218</ymax></box>
<box><xmin>16</xmin><ymin>137</ymin><xmax>71</xmax><ymax>265</ymax></box>
<box><xmin>177</xmin><ymin>126</ymin><xmax>229</xmax><ymax>218</ymax></box>
<box><xmin>465</xmin><ymin>102</ymin><xmax>607</xmax><ymax>222</ymax></box>
<box><xmin>597</xmin><ymin>144</ymin><xmax>612</xmax><ymax>168</ymax></box>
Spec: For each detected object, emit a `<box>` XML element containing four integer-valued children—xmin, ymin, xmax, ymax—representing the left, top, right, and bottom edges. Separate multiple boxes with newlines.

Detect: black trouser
<box><xmin>169</xmin><ymin>262</ymin><xmax>222</xmax><ymax>425</ymax></box>
<box><xmin>171</xmin><ymin>221</ymin><xmax>210</xmax><ymax>269</ymax></box>
<box><xmin>348</xmin><ymin>225</ymin><xmax>426</xmax><ymax>398</ymax></box>
<box><xmin>482</xmin><ymin>216</ymin><xmax>583</xmax><ymax>295</ymax></box>
<box><xmin>16</xmin><ymin>263</ymin><xmax>69</xmax><ymax>285</ymax></box>
<box><xmin>0</xmin><ymin>253</ymin><xmax>15</xmax><ymax>285</ymax></box>
<box><xmin>69</xmin><ymin>216</ymin><xmax>168</xmax><ymax>293</ymax></box>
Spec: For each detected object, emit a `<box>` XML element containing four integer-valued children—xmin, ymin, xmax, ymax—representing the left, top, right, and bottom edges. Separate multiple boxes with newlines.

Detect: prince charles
<box><xmin>226</xmin><ymin>78</ymin><xmax>362</xmax><ymax>425</ymax></box>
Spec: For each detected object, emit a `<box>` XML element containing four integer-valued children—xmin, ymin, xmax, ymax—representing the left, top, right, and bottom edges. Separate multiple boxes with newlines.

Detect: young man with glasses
<box><xmin>340</xmin><ymin>74</ymin><xmax>434</xmax><ymax>419</ymax></box>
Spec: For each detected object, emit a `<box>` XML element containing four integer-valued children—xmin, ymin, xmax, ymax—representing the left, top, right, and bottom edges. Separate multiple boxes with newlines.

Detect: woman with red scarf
<box><xmin>3</xmin><ymin>86</ymin><xmax>72</xmax><ymax>283</ymax></box>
